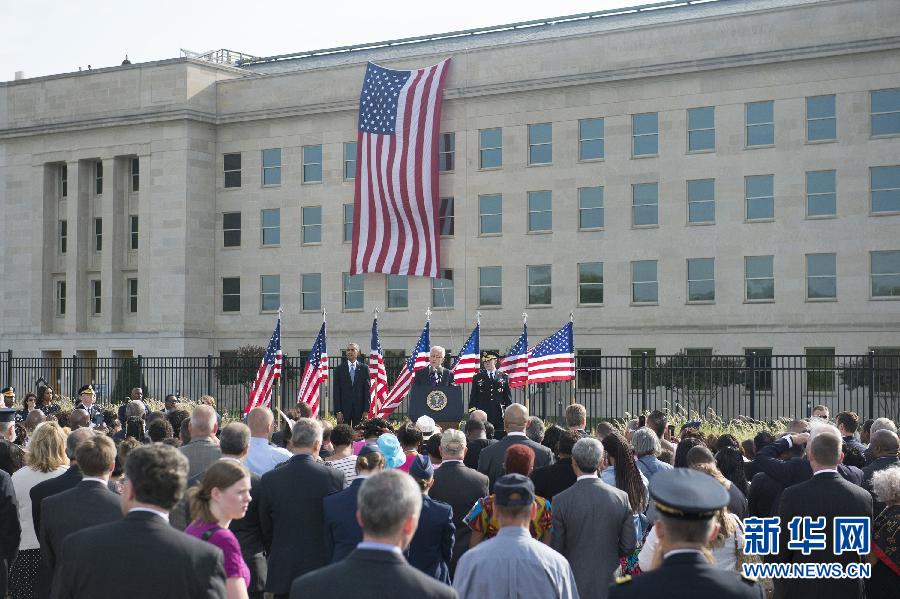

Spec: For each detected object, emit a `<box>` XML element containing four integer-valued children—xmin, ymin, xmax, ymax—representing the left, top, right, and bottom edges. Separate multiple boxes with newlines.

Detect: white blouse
<box><xmin>12</xmin><ymin>465</ymin><xmax>69</xmax><ymax>550</ymax></box>
<box><xmin>638</xmin><ymin>512</ymin><xmax>745</xmax><ymax>573</ymax></box>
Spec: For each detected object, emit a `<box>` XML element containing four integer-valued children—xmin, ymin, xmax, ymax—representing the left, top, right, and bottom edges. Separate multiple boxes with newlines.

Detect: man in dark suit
<box><xmin>258</xmin><ymin>418</ymin><xmax>344</xmax><ymax>599</ymax></box>
<box><xmin>30</xmin><ymin>428</ymin><xmax>94</xmax><ymax>534</ymax></box>
<box><xmin>770</xmin><ymin>428</ymin><xmax>873</xmax><ymax>599</ymax></box>
<box><xmin>0</xmin><ymin>468</ymin><xmax>20</xmax><ymax>598</ymax></box>
<box><xmin>52</xmin><ymin>444</ymin><xmax>226</xmax><ymax>599</ymax></box>
<box><xmin>412</xmin><ymin>345</ymin><xmax>455</xmax><ymax>388</ymax></box>
<box><xmin>332</xmin><ymin>342</ymin><xmax>371</xmax><ymax>427</ymax></box>
<box><xmin>836</xmin><ymin>411</ymin><xmax>867</xmax><ymax>455</ymax></box>
<box><xmin>860</xmin><ymin>429</ymin><xmax>899</xmax><ymax>514</ymax></box>
<box><xmin>462</xmin><ymin>418</ymin><xmax>495</xmax><ymax>469</ymax></box>
<box><xmin>289</xmin><ymin>470</ymin><xmax>457</xmax><ymax>599</ymax></box>
<box><xmin>406</xmin><ymin>455</ymin><xmax>454</xmax><ymax>583</ymax></box>
<box><xmin>0</xmin><ymin>407</ymin><xmax>24</xmax><ymax>476</ymax></box>
<box><xmin>324</xmin><ymin>446</ymin><xmax>378</xmax><ymax>563</ymax></box>
<box><xmin>754</xmin><ymin>428</ymin><xmax>864</xmax><ymax>489</ymax></box>
<box><xmin>467</xmin><ymin>352</ymin><xmax>511</xmax><ymax>435</ymax></box>
<box><xmin>531</xmin><ymin>430</ymin><xmax>580</xmax><ymax>501</ymax></box>
<box><xmin>477</xmin><ymin>403</ymin><xmax>553</xmax><ymax>489</ymax></box>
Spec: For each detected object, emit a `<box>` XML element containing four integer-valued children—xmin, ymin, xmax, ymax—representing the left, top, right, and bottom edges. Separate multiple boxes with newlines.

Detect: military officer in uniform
<box><xmin>74</xmin><ymin>384</ymin><xmax>104</xmax><ymax>426</ymax></box>
<box><xmin>0</xmin><ymin>408</ymin><xmax>24</xmax><ymax>476</ymax></box>
<box><xmin>1</xmin><ymin>387</ymin><xmax>14</xmax><ymax>409</ymax></box>
<box><xmin>468</xmin><ymin>352</ymin><xmax>512</xmax><ymax>436</ymax></box>
<box><xmin>609</xmin><ymin>468</ymin><xmax>764</xmax><ymax>599</ymax></box>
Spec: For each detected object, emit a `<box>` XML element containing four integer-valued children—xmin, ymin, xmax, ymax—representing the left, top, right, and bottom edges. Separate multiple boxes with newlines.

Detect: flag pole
<box><xmin>321</xmin><ymin>307</ymin><xmax>327</xmax><ymax>418</ymax></box>
<box><xmin>522</xmin><ymin>311</ymin><xmax>529</xmax><ymax>412</ymax></box>
<box><xmin>275</xmin><ymin>307</ymin><xmax>283</xmax><ymax>429</ymax></box>
<box><xmin>570</xmin><ymin>312</ymin><xmax>576</xmax><ymax>404</ymax></box>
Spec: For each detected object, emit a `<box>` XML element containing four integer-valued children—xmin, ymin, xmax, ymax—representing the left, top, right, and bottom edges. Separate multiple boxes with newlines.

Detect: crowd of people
<box><xmin>0</xmin><ymin>369</ymin><xmax>898</xmax><ymax>599</ymax></box>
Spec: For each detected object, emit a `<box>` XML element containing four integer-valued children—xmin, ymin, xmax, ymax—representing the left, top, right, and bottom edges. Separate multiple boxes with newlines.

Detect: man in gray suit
<box><xmin>552</xmin><ymin>437</ymin><xmax>636</xmax><ymax>599</ymax></box>
<box><xmin>477</xmin><ymin>403</ymin><xmax>553</xmax><ymax>489</ymax></box>
<box><xmin>179</xmin><ymin>404</ymin><xmax>221</xmax><ymax>479</ymax></box>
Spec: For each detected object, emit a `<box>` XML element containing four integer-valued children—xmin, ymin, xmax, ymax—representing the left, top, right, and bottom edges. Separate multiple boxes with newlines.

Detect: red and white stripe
<box><xmin>452</xmin><ymin>354</ymin><xmax>479</xmax><ymax>384</ymax></box>
<box><xmin>297</xmin><ymin>354</ymin><xmax>328</xmax><ymax>418</ymax></box>
<box><xmin>368</xmin><ymin>350</ymin><xmax>388</xmax><ymax>418</ymax></box>
<box><xmin>377</xmin><ymin>351</ymin><xmax>430</xmax><ymax>419</ymax></box>
<box><xmin>528</xmin><ymin>353</ymin><xmax>576</xmax><ymax>384</ymax></box>
<box><xmin>499</xmin><ymin>352</ymin><xmax>529</xmax><ymax>388</ymax></box>
<box><xmin>246</xmin><ymin>350</ymin><xmax>281</xmax><ymax>412</ymax></box>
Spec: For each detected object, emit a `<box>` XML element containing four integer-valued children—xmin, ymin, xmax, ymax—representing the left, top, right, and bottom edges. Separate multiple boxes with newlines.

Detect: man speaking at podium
<box><xmin>413</xmin><ymin>346</ymin><xmax>455</xmax><ymax>388</ymax></box>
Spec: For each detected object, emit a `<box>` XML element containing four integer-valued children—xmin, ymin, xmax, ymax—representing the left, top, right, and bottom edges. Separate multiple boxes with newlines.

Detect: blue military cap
<box><xmin>649</xmin><ymin>469</ymin><xmax>729</xmax><ymax>520</ymax></box>
<box><xmin>0</xmin><ymin>408</ymin><xmax>16</xmax><ymax>423</ymax></box>
<box><xmin>408</xmin><ymin>454</ymin><xmax>434</xmax><ymax>480</ymax></box>
<box><xmin>494</xmin><ymin>473</ymin><xmax>535</xmax><ymax>507</ymax></box>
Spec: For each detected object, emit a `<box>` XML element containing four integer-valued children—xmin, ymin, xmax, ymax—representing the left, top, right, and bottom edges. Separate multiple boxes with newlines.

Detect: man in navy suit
<box><xmin>324</xmin><ymin>445</ymin><xmax>384</xmax><ymax>563</ymax></box>
<box><xmin>413</xmin><ymin>346</ymin><xmax>455</xmax><ymax>388</ymax></box>
<box><xmin>333</xmin><ymin>343</ymin><xmax>371</xmax><ymax>427</ymax></box>
<box><xmin>406</xmin><ymin>455</ymin><xmax>454</xmax><ymax>583</ymax></box>
<box><xmin>754</xmin><ymin>426</ymin><xmax>864</xmax><ymax>490</ymax></box>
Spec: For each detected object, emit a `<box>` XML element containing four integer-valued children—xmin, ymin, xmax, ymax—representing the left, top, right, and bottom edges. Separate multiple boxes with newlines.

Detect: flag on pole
<box><xmin>297</xmin><ymin>321</ymin><xmax>329</xmax><ymax>417</ymax></box>
<box><xmin>377</xmin><ymin>320</ymin><xmax>431</xmax><ymax>418</ymax></box>
<box><xmin>244</xmin><ymin>315</ymin><xmax>282</xmax><ymax>413</ymax></box>
<box><xmin>451</xmin><ymin>323</ymin><xmax>480</xmax><ymax>384</ymax></box>
<box><xmin>350</xmin><ymin>59</ymin><xmax>452</xmax><ymax>278</ymax></box>
<box><xmin>499</xmin><ymin>322</ymin><xmax>529</xmax><ymax>388</ymax></box>
<box><xmin>528</xmin><ymin>321</ymin><xmax>576</xmax><ymax>384</ymax></box>
<box><xmin>368</xmin><ymin>316</ymin><xmax>388</xmax><ymax>418</ymax></box>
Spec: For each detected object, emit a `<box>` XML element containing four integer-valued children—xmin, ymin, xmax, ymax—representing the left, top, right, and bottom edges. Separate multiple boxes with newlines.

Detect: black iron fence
<box><xmin>2</xmin><ymin>350</ymin><xmax>898</xmax><ymax>423</ymax></box>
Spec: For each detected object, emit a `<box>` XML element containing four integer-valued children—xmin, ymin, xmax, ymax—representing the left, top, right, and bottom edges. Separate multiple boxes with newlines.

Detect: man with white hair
<box><xmin>632</xmin><ymin>427</ymin><xmax>673</xmax><ymax>480</ymax></box>
<box><xmin>413</xmin><ymin>346</ymin><xmax>455</xmax><ymax>387</ymax></box>
<box><xmin>178</xmin><ymin>404</ymin><xmax>221</xmax><ymax>479</ymax></box>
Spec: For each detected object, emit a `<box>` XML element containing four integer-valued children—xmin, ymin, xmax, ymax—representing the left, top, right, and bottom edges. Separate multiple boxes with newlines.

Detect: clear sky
<box><xmin>3</xmin><ymin>0</ymin><xmax>638</xmax><ymax>81</ymax></box>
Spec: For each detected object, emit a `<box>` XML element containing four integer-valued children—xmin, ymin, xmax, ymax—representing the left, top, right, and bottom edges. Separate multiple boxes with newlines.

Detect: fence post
<box><xmin>749</xmin><ymin>352</ymin><xmax>756</xmax><ymax>420</ymax></box>
<box><xmin>206</xmin><ymin>354</ymin><xmax>214</xmax><ymax>397</ymax></box>
<box><xmin>868</xmin><ymin>350</ymin><xmax>876</xmax><ymax>420</ymax></box>
<box><xmin>71</xmin><ymin>354</ymin><xmax>78</xmax><ymax>397</ymax></box>
<box><xmin>6</xmin><ymin>349</ymin><xmax>12</xmax><ymax>388</ymax></box>
<box><xmin>641</xmin><ymin>352</ymin><xmax>648</xmax><ymax>414</ymax></box>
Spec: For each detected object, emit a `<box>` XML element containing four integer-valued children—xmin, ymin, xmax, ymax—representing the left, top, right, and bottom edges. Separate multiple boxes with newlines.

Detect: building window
<box><xmin>91</xmin><ymin>280</ymin><xmax>102</xmax><ymax>315</ymax></box>
<box><xmin>129</xmin><ymin>216</ymin><xmax>139</xmax><ymax>250</ymax></box>
<box><xmin>687</xmin><ymin>179</ymin><xmax>715</xmax><ymax>224</ymax></box>
<box><xmin>59</xmin><ymin>164</ymin><xmax>67</xmax><ymax>198</ymax></box>
<box><xmin>527</xmin><ymin>265</ymin><xmax>551</xmax><ymax>306</ymax></box>
<box><xmin>127</xmin><ymin>278</ymin><xmax>138</xmax><ymax>313</ymax></box>
<box><xmin>344</xmin><ymin>142</ymin><xmax>357</xmax><ymax>180</ymax></box>
<box><xmin>632</xmin><ymin>183</ymin><xmax>658</xmax><ymax>226</ymax></box>
<box><xmin>745</xmin><ymin>348</ymin><xmax>773</xmax><ymax>391</ymax></box>
<box><xmin>806</xmin><ymin>253</ymin><xmax>836</xmax><ymax>300</ymax></box>
<box><xmin>577</xmin><ymin>349</ymin><xmax>603</xmax><ymax>389</ymax></box>
<box><xmin>343</xmin><ymin>204</ymin><xmax>354</xmax><ymax>242</ymax></box>
<box><xmin>387</xmin><ymin>275</ymin><xmax>408</xmax><ymax>309</ymax></box>
<box><xmin>95</xmin><ymin>161</ymin><xmax>103</xmax><ymax>195</ymax></box>
<box><xmin>631</xmin><ymin>260</ymin><xmax>658</xmax><ymax>303</ymax></box>
<box><xmin>302</xmin><ymin>206</ymin><xmax>322</xmax><ymax>244</ymax></box>
<box><xmin>260</xmin><ymin>275</ymin><xmax>280</xmax><ymax>312</ymax></box>
<box><xmin>632</xmin><ymin>113</ymin><xmax>658</xmax><ymax>156</ymax></box>
<box><xmin>578</xmin><ymin>186</ymin><xmax>604</xmax><ymax>229</ymax></box>
<box><xmin>527</xmin><ymin>123</ymin><xmax>552</xmax><ymax>165</ymax></box>
<box><xmin>630</xmin><ymin>348</ymin><xmax>656</xmax><ymax>389</ymax></box>
<box><xmin>224</xmin><ymin>153</ymin><xmax>241</xmax><ymax>188</ymax></box>
<box><xmin>871</xmin><ymin>165</ymin><xmax>900</xmax><ymax>214</ymax></box>
<box><xmin>746</xmin><ymin>101</ymin><xmax>774</xmax><ymax>146</ymax></box>
<box><xmin>130</xmin><ymin>158</ymin><xmax>140</xmax><ymax>192</ymax></box>
<box><xmin>806</xmin><ymin>348</ymin><xmax>835</xmax><ymax>392</ymax></box>
<box><xmin>579</xmin><ymin>118</ymin><xmax>604</xmax><ymax>160</ymax></box>
<box><xmin>527</xmin><ymin>191</ymin><xmax>552</xmax><ymax>232</ymax></box>
<box><xmin>871</xmin><ymin>250</ymin><xmax>900</xmax><ymax>298</ymax></box>
<box><xmin>807</xmin><ymin>95</ymin><xmax>836</xmax><ymax>141</ymax></box>
<box><xmin>94</xmin><ymin>218</ymin><xmax>102</xmax><ymax>252</ymax></box>
<box><xmin>56</xmin><ymin>281</ymin><xmax>66</xmax><ymax>316</ymax></box>
<box><xmin>479</xmin><ymin>194</ymin><xmax>502</xmax><ymax>235</ymax></box>
<box><xmin>871</xmin><ymin>88</ymin><xmax>900</xmax><ymax>136</ymax></box>
<box><xmin>343</xmin><ymin>273</ymin><xmax>364</xmax><ymax>311</ymax></box>
<box><xmin>439</xmin><ymin>133</ymin><xmax>455</xmax><ymax>172</ymax></box>
<box><xmin>432</xmin><ymin>269</ymin><xmax>454</xmax><ymax>308</ymax></box>
<box><xmin>59</xmin><ymin>220</ymin><xmax>67</xmax><ymax>254</ymax></box>
<box><xmin>805</xmin><ymin>170</ymin><xmax>836</xmax><ymax>218</ymax></box>
<box><xmin>478</xmin><ymin>266</ymin><xmax>502</xmax><ymax>307</ymax></box>
<box><xmin>745</xmin><ymin>174</ymin><xmax>774</xmax><ymax>220</ymax></box>
<box><xmin>479</xmin><ymin>128</ymin><xmax>502</xmax><ymax>169</ymax></box>
<box><xmin>440</xmin><ymin>197</ymin><xmax>454</xmax><ymax>237</ymax></box>
<box><xmin>301</xmin><ymin>273</ymin><xmax>321</xmax><ymax>311</ymax></box>
<box><xmin>687</xmin><ymin>258</ymin><xmax>715</xmax><ymax>302</ymax></box>
<box><xmin>261</xmin><ymin>209</ymin><xmax>280</xmax><ymax>246</ymax></box>
<box><xmin>302</xmin><ymin>145</ymin><xmax>322</xmax><ymax>183</ymax></box>
<box><xmin>687</xmin><ymin>107</ymin><xmax>715</xmax><ymax>152</ymax></box>
<box><xmin>578</xmin><ymin>262</ymin><xmax>603</xmax><ymax>305</ymax></box>
<box><xmin>222</xmin><ymin>277</ymin><xmax>240</xmax><ymax>312</ymax></box>
<box><xmin>223</xmin><ymin>212</ymin><xmax>241</xmax><ymax>247</ymax></box>
<box><xmin>745</xmin><ymin>255</ymin><xmax>774</xmax><ymax>301</ymax></box>
<box><xmin>262</xmin><ymin>148</ymin><xmax>281</xmax><ymax>186</ymax></box>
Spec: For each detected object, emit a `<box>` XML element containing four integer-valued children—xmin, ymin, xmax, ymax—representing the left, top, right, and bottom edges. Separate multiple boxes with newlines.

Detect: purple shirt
<box><xmin>185</xmin><ymin>521</ymin><xmax>250</xmax><ymax>587</ymax></box>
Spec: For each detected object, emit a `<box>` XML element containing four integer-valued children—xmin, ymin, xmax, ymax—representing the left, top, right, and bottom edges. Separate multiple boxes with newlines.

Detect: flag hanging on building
<box><xmin>499</xmin><ymin>322</ymin><xmax>529</xmax><ymax>388</ymax></box>
<box><xmin>377</xmin><ymin>320</ymin><xmax>431</xmax><ymax>418</ymax></box>
<box><xmin>297</xmin><ymin>321</ymin><xmax>329</xmax><ymax>417</ymax></box>
<box><xmin>350</xmin><ymin>59</ymin><xmax>451</xmax><ymax>278</ymax></box>
<box><xmin>244</xmin><ymin>315</ymin><xmax>282</xmax><ymax>413</ymax></box>
<box><xmin>452</xmin><ymin>323</ymin><xmax>480</xmax><ymax>384</ymax></box>
<box><xmin>528</xmin><ymin>321</ymin><xmax>576</xmax><ymax>384</ymax></box>
<box><xmin>368</xmin><ymin>316</ymin><xmax>388</xmax><ymax>418</ymax></box>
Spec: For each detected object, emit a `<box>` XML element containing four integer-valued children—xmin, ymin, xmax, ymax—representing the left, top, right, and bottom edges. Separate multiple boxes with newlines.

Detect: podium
<box><xmin>409</xmin><ymin>385</ymin><xmax>464</xmax><ymax>425</ymax></box>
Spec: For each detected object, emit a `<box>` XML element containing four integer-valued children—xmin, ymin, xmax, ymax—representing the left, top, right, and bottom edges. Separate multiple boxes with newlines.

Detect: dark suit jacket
<box><xmin>467</xmin><ymin>370</ymin><xmax>512</xmax><ymax>432</ymax></box>
<box><xmin>406</xmin><ymin>495</ymin><xmax>454</xmax><ymax>583</ymax></box>
<box><xmin>608</xmin><ymin>552</ymin><xmax>763</xmax><ymax>599</ymax></box>
<box><xmin>333</xmin><ymin>361</ymin><xmax>371</xmax><ymax>425</ymax></box>
<box><xmin>429</xmin><ymin>460</ymin><xmax>488</xmax><ymax>569</ymax></box>
<box><xmin>476</xmin><ymin>433</ymin><xmax>554</xmax><ymax>489</ymax></box>
<box><xmin>531</xmin><ymin>457</ymin><xmax>577</xmax><ymax>502</ymax></box>
<box><xmin>0</xmin><ymin>469</ymin><xmax>20</xmax><ymax>597</ymax></box>
<box><xmin>771</xmin><ymin>472</ymin><xmax>873</xmax><ymax>599</ymax></box>
<box><xmin>412</xmin><ymin>366</ymin><xmax>455</xmax><ymax>388</ymax></box>
<box><xmin>31</xmin><ymin>465</ymin><xmax>81</xmax><ymax>534</ymax></box>
<box><xmin>747</xmin><ymin>471</ymin><xmax>783</xmax><ymax>518</ymax></box>
<box><xmin>52</xmin><ymin>510</ymin><xmax>226</xmax><ymax>599</ymax></box>
<box><xmin>323</xmin><ymin>478</ymin><xmax>365</xmax><ymax>563</ymax></box>
<box><xmin>754</xmin><ymin>437</ymin><xmax>864</xmax><ymax>490</ymax></box>
<box><xmin>289</xmin><ymin>548</ymin><xmax>458</xmax><ymax>599</ymax></box>
<box><xmin>861</xmin><ymin>455</ymin><xmax>899</xmax><ymax>515</ymax></box>
<box><xmin>258</xmin><ymin>453</ymin><xmax>345</xmax><ymax>594</ymax></box>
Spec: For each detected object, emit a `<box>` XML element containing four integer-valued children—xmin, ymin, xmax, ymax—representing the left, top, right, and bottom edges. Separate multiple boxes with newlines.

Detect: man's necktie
<box><xmin>350</xmin><ymin>364</ymin><xmax>355</xmax><ymax>385</ymax></box>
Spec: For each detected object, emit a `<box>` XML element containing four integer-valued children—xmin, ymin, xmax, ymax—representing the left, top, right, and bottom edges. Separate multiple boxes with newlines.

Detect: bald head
<box><xmin>69</xmin><ymin>409</ymin><xmax>90</xmax><ymax>430</ymax></box>
<box><xmin>470</xmin><ymin>410</ymin><xmax>488</xmax><ymax>423</ymax></box>
<box><xmin>504</xmin><ymin>403</ymin><xmax>528</xmax><ymax>432</ymax></box>
<box><xmin>247</xmin><ymin>407</ymin><xmax>275</xmax><ymax>438</ymax></box>
<box><xmin>190</xmin><ymin>404</ymin><xmax>218</xmax><ymax>438</ymax></box>
<box><xmin>871</xmin><ymin>429</ymin><xmax>899</xmax><ymax>457</ymax></box>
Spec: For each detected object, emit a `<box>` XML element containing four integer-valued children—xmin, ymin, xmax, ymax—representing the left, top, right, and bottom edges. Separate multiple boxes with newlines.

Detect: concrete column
<box><xmin>64</xmin><ymin>160</ymin><xmax>89</xmax><ymax>333</ymax></box>
<box><xmin>100</xmin><ymin>157</ymin><xmax>124</xmax><ymax>331</ymax></box>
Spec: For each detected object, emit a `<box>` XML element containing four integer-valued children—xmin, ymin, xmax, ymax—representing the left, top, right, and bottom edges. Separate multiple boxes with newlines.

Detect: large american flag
<box><xmin>244</xmin><ymin>316</ymin><xmax>282</xmax><ymax>413</ymax></box>
<box><xmin>297</xmin><ymin>321</ymin><xmax>329</xmax><ymax>417</ymax></box>
<box><xmin>350</xmin><ymin>59</ymin><xmax>451</xmax><ymax>278</ymax></box>
<box><xmin>377</xmin><ymin>320</ymin><xmax>431</xmax><ymax>418</ymax></box>
<box><xmin>528</xmin><ymin>322</ymin><xmax>576</xmax><ymax>384</ymax></box>
<box><xmin>499</xmin><ymin>323</ymin><xmax>529</xmax><ymax>388</ymax></box>
<box><xmin>368</xmin><ymin>316</ymin><xmax>388</xmax><ymax>418</ymax></box>
<box><xmin>452</xmin><ymin>323</ymin><xmax>480</xmax><ymax>384</ymax></box>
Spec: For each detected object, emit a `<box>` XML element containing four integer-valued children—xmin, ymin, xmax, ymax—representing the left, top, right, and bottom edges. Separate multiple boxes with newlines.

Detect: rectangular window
<box><xmin>343</xmin><ymin>273</ymin><xmax>364</xmax><ymax>311</ymax></box>
<box><xmin>631</xmin><ymin>260</ymin><xmax>658</xmax><ymax>303</ymax></box>
<box><xmin>260</xmin><ymin>275</ymin><xmax>280</xmax><ymax>312</ymax></box>
<box><xmin>129</xmin><ymin>216</ymin><xmax>139</xmax><ymax>250</ymax></box>
<box><xmin>223</xmin><ymin>212</ymin><xmax>241</xmax><ymax>247</ymax></box>
<box><xmin>806</xmin><ymin>253</ymin><xmax>836</xmax><ymax>300</ymax></box>
<box><xmin>579</xmin><ymin>118</ymin><xmax>604</xmax><ymax>160</ymax></box>
<box><xmin>432</xmin><ymin>269</ymin><xmax>454</xmax><ymax>308</ymax></box>
<box><xmin>222</xmin><ymin>277</ymin><xmax>240</xmax><ymax>312</ymax></box>
<box><xmin>440</xmin><ymin>197</ymin><xmax>454</xmax><ymax>237</ymax></box>
<box><xmin>127</xmin><ymin>278</ymin><xmax>138</xmax><ymax>313</ymax></box>
<box><xmin>343</xmin><ymin>204</ymin><xmax>354</xmax><ymax>242</ymax></box>
<box><xmin>807</xmin><ymin>95</ymin><xmax>836</xmax><ymax>141</ymax></box>
<box><xmin>871</xmin><ymin>250</ymin><xmax>900</xmax><ymax>298</ymax></box>
<box><xmin>632</xmin><ymin>112</ymin><xmax>658</xmax><ymax>156</ymax></box>
<box><xmin>527</xmin><ymin>190</ymin><xmax>552</xmax><ymax>232</ymax></box>
<box><xmin>746</xmin><ymin>101</ymin><xmax>774</xmax><ymax>146</ymax></box>
<box><xmin>871</xmin><ymin>88</ymin><xmax>900</xmax><ymax>136</ymax></box>
<box><xmin>687</xmin><ymin>179</ymin><xmax>715</xmax><ymax>224</ymax></box>
<box><xmin>630</xmin><ymin>349</ymin><xmax>656</xmax><ymax>389</ymax></box>
<box><xmin>745</xmin><ymin>255</ymin><xmax>775</xmax><ymax>301</ymax></box>
<box><xmin>343</xmin><ymin>142</ymin><xmax>357</xmax><ymax>180</ymax></box>
<box><xmin>577</xmin><ymin>349</ymin><xmax>603</xmax><ymax>389</ymax></box>
<box><xmin>806</xmin><ymin>348</ymin><xmax>835</xmax><ymax>392</ymax></box>
<box><xmin>439</xmin><ymin>133</ymin><xmax>455</xmax><ymax>172</ymax></box>
<box><xmin>302</xmin><ymin>145</ymin><xmax>322</xmax><ymax>183</ymax></box>
<box><xmin>95</xmin><ymin>161</ymin><xmax>103</xmax><ymax>195</ymax></box>
<box><xmin>223</xmin><ymin>153</ymin><xmax>241</xmax><ymax>188</ymax></box>
<box><xmin>262</xmin><ymin>148</ymin><xmax>281</xmax><ymax>186</ymax></box>
<box><xmin>301</xmin><ymin>273</ymin><xmax>322</xmax><ymax>311</ymax></box>
<box><xmin>478</xmin><ymin>266</ymin><xmax>502</xmax><ymax>307</ymax></box>
<box><xmin>479</xmin><ymin>128</ymin><xmax>502</xmax><ymax>169</ymax></box>
<box><xmin>91</xmin><ymin>280</ymin><xmax>102</xmax><ymax>315</ymax></box>
<box><xmin>687</xmin><ymin>106</ymin><xmax>715</xmax><ymax>152</ymax></box>
<box><xmin>578</xmin><ymin>262</ymin><xmax>603</xmax><ymax>305</ymax></box>
<box><xmin>871</xmin><ymin>165</ymin><xmax>900</xmax><ymax>213</ymax></box>
<box><xmin>632</xmin><ymin>183</ymin><xmax>658</xmax><ymax>226</ymax></box>
<box><xmin>528</xmin><ymin>123</ymin><xmax>552</xmax><ymax>165</ymax></box>
<box><xmin>745</xmin><ymin>348</ymin><xmax>773</xmax><ymax>391</ymax></box>
<box><xmin>578</xmin><ymin>186</ymin><xmax>604</xmax><ymax>229</ymax></box>
<box><xmin>301</xmin><ymin>206</ymin><xmax>322</xmax><ymax>244</ymax></box>
<box><xmin>56</xmin><ymin>281</ymin><xmax>66</xmax><ymax>316</ymax></box>
<box><xmin>807</xmin><ymin>170</ymin><xmax>836</xmax><ymax>217</ymax></box>
<box><xmin>479</xmin><ymin>194</ymin><xmax>502</xmax><ymax>235</ymax></box>
<box><xmin>59</xmin><ymin>220</ymin><xmax>67</xmax><ymax>254</ymax></box>
<box><xmin>130</xmin><ymin>158</ymin><xmax>140</xmax><ymax>192</ymax></box>
<box><xmin>59</xmin><ymin>164</ymin><xmax>67</xmax><ymax>198</ymax></box>
<box><xmin>687</xmin><ymin>258</ymin><xmax>715</xmax><ymax>302</ymax></box>
<box><xmin>387</xmin><ymin>275</ymin><xmax>408</xmax><ymax>309</ymax></box>
<box><xmin>745</xmin><ymin>174</ymin><xmax>774</xmax><ymax>220</ymax></box>
<box><xmin>261</xmin><ymin>209</ymin><xmax>280</xmax><ymax>246</ymax></box>
<box><xmin>527</xmin><ymin>265</ymin><xmax>551</xmax><ymax>306</ymax></box>
<box><xmin>94</xmin><ymin>218</ymin><xmax>102</xmax><ymax>252</ymax></box>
